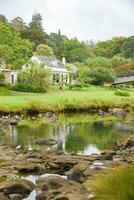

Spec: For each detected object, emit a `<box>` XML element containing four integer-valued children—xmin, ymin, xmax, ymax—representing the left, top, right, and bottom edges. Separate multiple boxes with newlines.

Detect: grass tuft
<box><xmin>90</xmin><ymin>165</ymin><xmax>134</xmax><ymax>200</ymax></box>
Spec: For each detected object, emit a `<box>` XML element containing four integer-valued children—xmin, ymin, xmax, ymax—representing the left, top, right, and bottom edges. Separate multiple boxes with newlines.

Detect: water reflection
<box><xmin>0</xmin><ymin>115</ymin><xmax>133</xmax><ymax>155</ymax></box>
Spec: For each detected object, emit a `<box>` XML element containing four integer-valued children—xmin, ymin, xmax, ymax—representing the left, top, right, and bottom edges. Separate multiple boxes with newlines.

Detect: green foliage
<box><xmin>110</xmin><ymin>54</ymin><xmax>128</xmax><ymax>67</ymax></box>
<box><xmin>90</xmin><ymin>165</ymin><xmax>134</xmax><ymax>200</ymax></box>
<box><xmin>114</xmin><ymin>90</ymin><xmax>130</xmax><ymax>97</ymax></box>
<box><xmin>12</xmin><ymin>83</ymin><xmax>46</xmax><ymax>93</ymax></box>
<box><xmin>0</xmin><ymin>22</ymin><xmax>33</xmax><ymax>69</ymax></box>
<box><xmin>0</xmin><ymin>15</ymin><xmax>8</xmax><ymax>24</ymax></box>
<box><xmin>29</xmin><ymin>12</ymin><xmax>43</xmax><ymax>31</ymax></box>
<box><xmin>20</xmin><ymin>27</ymin><xmax>46</xmax><ymax>50</ymax></box>
<box><xmin>78</xmin><ymin>57</ymin><xmax>116</xmax><ymax>85</ymax></box>
<box><xmin>18</xmin><ymin>61</ymin><xmax>51</xmax><ymax>91</ymax></box>
<box><xmin>85</xmin><ymin>56</ymin><xmax>112</xmax><ymax>68</ymax></box>
<box><xmin>94</xmin><ymin>37</ymin><xmax>126</xmax><ymax>58</ymax></box>
<box><xmin>0</xmin><ymin>72</ymin><xmax>5</xmax><ymax>84</ymax></box>
<box><xmin>47</xmin><ymin>33</ymin><xmax>67</xmax><ymax>59</ymax></box>
<box><xmin>68</xmin><ymin>83</ymin><xmax>84</xmax><ymax>90</ymax></box>
<box><xmin>121</xmin><ymin>35</ymin><xmax>134</xmax><ymax>58</ymax></box>
<box><xmin>35</xmin><ymin>44</ymin><xmax>54</xmax><ymax>57</ymax></box>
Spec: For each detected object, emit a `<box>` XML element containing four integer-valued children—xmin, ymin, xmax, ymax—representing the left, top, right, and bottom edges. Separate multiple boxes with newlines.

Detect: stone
<box><xmin>9</xmin><ymin>194</ymin><xmax>23</xmax><ymax>200</ymax></box>
<box><xmin>0</xmin><ymin>179</ymin><xmax>35</xmax><ymax>197</ymax></box>
<box><xmin>108</xmin><ymin>108</ymin><xmax>127</xmax><ymax>119</ymax></box>
<box><xmin>68</xmin><ymin>162</ymin><xmax>89</xmax><ymax>183</ymax></box>
<box><xmin>0</xmin><ymin>193</ymin><xmax>9</xmax><ymax>200</ymax></box>
<box><xmin>15</xmin><ymin>161</ymin><xmax>45</xmax><ymax>174</ymax></box>
<box><xmin>36</xmin><ymin>176</ymin><xmax>90</xmax><ymax>200</ymax></box>
<box><xmin>36</xmin><ymin>138</ymin><xmax>57</xmax><ymax>146</ymax></box>
<box><xmin>9</xmin><ymin>119</ymin><xmax>18</xmax><ymax>126</ymax></box>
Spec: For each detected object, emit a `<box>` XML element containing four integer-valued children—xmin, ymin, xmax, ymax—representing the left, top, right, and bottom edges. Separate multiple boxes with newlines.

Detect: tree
<box><xmin>85</xmin><ymin>57</ymin><xmax>112</xmax><ymax>69</ymax></box>
<box><xmin>0</xmin><ymin>14</ymin><xmax>8</xmax><ymax>24</ymax></box>
<box><xmin>78</xmin><ymin>66</ymin><xmax>115</xmax><ymax>85</ymax></box>
<box><xmin>94</xmin><ymin>37</ymin><xmax>126</xmax><ymax>58</ymax></box>
<box><xmin>20</xmin><ymin>27</ymin><xmax>47</xmax><ymax>50</ymax></box>
<box><xmin>18</xmin><ymin>61</ymin><xmax>52</xmax><ymax>91</ymax></box>
<box><xmin>47</xmin><ymin>32</ymin><xmax>67</xmax><ymax>59</ymax></box>
<box><xmin>29</xmin><ymin>12</ymin><xmax>43</xmax><ymax>31</ymax></box>
<box><xmin>110</xmin><ymin>54</ymin><xmax>128</xmax><ymax>67</ymax></box>
<box><xmin>0</xmin><ymin>22</ymin><xmax>33</xmax><ymax>69</ymax></box>
<box><xmin>35</xmin><ymin>44</ymin><xmax>54</xmax><ymax>57</ymax></box>
<box><xmin>121</xmin><ymin>35</ymin><xmax>134</xmax><ymax>58</ymax></box>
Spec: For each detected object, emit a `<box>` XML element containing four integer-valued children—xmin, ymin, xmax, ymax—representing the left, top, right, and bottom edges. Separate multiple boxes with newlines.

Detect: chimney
<box><xmin>62</xmin><ymin>57</ymin><xmax>66</xmax><ymax>65</ymax></box>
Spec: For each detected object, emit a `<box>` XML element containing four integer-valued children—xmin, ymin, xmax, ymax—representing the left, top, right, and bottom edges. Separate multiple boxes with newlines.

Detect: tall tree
<box><xmin>29</xmin><ymin>12</ymin><xmax>43</xmax><ymax>31</ymax></box>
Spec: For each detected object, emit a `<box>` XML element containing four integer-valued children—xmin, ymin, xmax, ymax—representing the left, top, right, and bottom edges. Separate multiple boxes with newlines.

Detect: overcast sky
<box><xmin>0</xmin><ymin>0</ymin><xmax>134</xmax><ymax>41</ymax></box>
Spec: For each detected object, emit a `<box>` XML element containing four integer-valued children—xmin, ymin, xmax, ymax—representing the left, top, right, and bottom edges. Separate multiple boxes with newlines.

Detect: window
<box><xmin>11</xmin><ymin>74</ymin><xmax>14</xmax><ymax>84</ymax></box>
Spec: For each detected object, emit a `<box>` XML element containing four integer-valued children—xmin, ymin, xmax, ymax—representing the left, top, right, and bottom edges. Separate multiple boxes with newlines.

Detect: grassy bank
<box><xmin>0</xmin><ymin>86</ymin><xmax>134</xmax><ymax>114</ymax></box>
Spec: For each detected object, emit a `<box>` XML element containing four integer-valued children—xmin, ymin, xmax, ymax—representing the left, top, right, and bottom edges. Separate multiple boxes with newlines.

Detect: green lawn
<box><xmin>0</xmin><ymin>86</ymin><xmax>134</xmax><ymax>113</ymax></box>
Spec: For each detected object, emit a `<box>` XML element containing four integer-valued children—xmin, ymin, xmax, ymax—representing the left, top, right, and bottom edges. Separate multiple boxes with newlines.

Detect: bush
<box><xmin>0</xmin><ymin>72</ymin><xmax>5</xmax><ymax>84</ymax></box>
<box><xmin>68</xmin><ymin>83</ymin><xmax>84</xmax><ymax>90</ymax></box>
<box><xmin>114</xmin><ymin>90</ymin><xmax>130</xmax><ymax>97</ymax></box>
<box><xmin>18</xmin><ymin>61</ymin><xmax>51</xmax><ymax>91</ymax></box>
<box><xmin>11</xmin><ymin>84</ymin><xmax>46</xmax><ymax>93</ymax></box>
<box><xmin>90</xmin><ymin>165</ymin><xmax>134</xmax><ymax>200</ymax></box>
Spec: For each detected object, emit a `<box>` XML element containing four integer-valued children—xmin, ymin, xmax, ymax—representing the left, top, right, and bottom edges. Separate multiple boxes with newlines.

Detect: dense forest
<box><xmin>0</xmin><ymin>12</ymin><xmax>134</xmax><ymax>85</ymax></box>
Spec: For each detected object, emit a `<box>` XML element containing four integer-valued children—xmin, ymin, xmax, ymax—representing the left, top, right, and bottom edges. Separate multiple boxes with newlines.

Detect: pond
<box><xmin>0</xmin><ymin>113</ymin><xmax>133</xmax><ymax>155</ymax></box>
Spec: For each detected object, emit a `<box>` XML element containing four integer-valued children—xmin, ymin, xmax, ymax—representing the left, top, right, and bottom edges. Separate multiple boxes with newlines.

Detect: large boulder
<box><xmin>0</xmin><ymin>179</ymin><xmax>35</xmax><ymax>197</ymax></box>
<box><xmin>36</xmin><ymin>176</ymin><xmax>90</xmax><ymax>200</ymax></box>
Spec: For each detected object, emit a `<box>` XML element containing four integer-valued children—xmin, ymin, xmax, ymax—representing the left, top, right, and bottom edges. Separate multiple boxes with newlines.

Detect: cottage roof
<box><xmin>31</xmin><ymin>56</ymin><xmax>66</xmax><ymax>69</ymax></box>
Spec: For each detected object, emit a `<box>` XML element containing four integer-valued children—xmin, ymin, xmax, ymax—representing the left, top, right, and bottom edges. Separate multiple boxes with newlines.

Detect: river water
<box><xmin>0</xmin><ymin>113</ymin><xmax>133</xmax><ymax>155</ymax></box>
<box><xmin>0</xmin><ymin>113</ymin><xmax>133</xmax><ymax>200</ymax></box>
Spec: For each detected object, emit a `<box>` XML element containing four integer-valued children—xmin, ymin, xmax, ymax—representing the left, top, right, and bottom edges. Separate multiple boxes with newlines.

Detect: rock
<box><xmin>9</xmin><ymin>119</ymin><xmax>18</xmax><ymax>126</ymax></box>
<box><xmin>36</xmin><ymin>138</ymin><xmax>57</xmax><ymax>146</ymax></box>
<box><xmin>68</xmin><ymin>162</ymin><xmax>89</xmax><ymax>183</ymax></box>
<box><xmin>36</xmin><ymin>176</ymin><xmax>90</xmax><ymax>200</ymax></box>
<box><xmin>0</xmin><ymin>179</ymin><xmax>35</xmax><ymax>197</ymax></box>
<box><xmin>113</xmin><ymin>139</ymin><xmax>134</xmax><ymax>151</ymax></box>
<box><xmin>0</xmin><ymin>193</ymin><xmax>9</xmax><ymax>200</ymax></box>
<box><xmin>108</xmin><ymin>108</ymin><xmax>127</xmax><ymax>119</ymax></box>
<box><xmin>99</xmin><ymin>150</ymin><xmax>116</xmax><ymax>160</ymax></box>
<box><xmin>15</xmin><ymin>161</ymin><xmax>45</xmax><ymax>174</ymax></box>
<box><xmin>113</xmin><ymin>155</ymin><xmax>124</xmax><ymax>162</ymax></box>
<box><xmin>9</xmin><ymin>194</ymin><xmax>23</xmax><ymax>200</ymax></box>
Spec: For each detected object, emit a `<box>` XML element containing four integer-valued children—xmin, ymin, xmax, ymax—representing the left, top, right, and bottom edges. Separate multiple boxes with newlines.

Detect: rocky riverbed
<box><xmin>0</xmin><ymin>138</ymin><xmax>133</xmax><ymax>200</ymax></box>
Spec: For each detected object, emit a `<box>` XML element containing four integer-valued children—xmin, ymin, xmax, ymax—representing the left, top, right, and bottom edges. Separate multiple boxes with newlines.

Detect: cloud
<box><xmin>0</xmin><ymin>0</ymin><xmax>134</xmax><ymax>41</ymax></box>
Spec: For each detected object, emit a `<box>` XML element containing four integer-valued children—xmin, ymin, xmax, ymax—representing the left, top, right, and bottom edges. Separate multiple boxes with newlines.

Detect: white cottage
<box><xmin>29</xmin><ymin>55</ymin><xmax>74</xmax><ymax>84</ymax></box>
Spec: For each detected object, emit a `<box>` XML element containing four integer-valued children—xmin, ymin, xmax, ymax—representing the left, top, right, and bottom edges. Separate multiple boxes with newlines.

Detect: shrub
<box><xmin>90</xmin><ymin>165</ymin><xmax>134</xmax><ymax>200</ymax></box>
<box><xmin>0</xmin><ymin>72</ymin><xmax>5</xmax><ymax>84</ymax></box>
<box><xmin>18</xmin><ymin>61</ymin><xmax>52</xmax><ymax>91</ymax></box>
<box><xmin>11</xmin><ymin>84</ymin><xmax>46</xmax><ymax>93</ymax></box>
<box><xmin>114</xmin><ymin>90</ymin><xmax>130</xmax><ymax>97</ymax></box>
<box><xmin>68</xmin><ymin>83</ymin><xmax>84</xmax><ymax>90</ymax></box>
